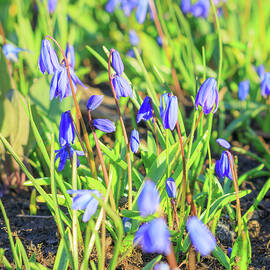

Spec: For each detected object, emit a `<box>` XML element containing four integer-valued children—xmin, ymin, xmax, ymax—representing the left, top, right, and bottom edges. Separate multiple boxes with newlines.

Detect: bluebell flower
<box><xmin>122</xmin><ymin>217</ymin><xmax>132</xmax><ymax>233</ymax></box>
<box><xmin>261</xmin><ymin>72</ymin><xmax>270</xmax><ymax>98</ymax></box>
<box><xmin>126</xmin><ymin>49</ymin><xmax>136</xmax><ymax>58</ymax></box>
<box><xmin>129</xmin><ymin>30</ymin><xmax>140</xmax><ymax>46</ymax></box>
<box><xmin>121</xmin><ymin>0</ymin><xmax>137</xmax><ymax>16</ymax></box>
<box><xmin>215</xmin><ymin>151</ymin><xmax>233</xmax><ymax>181</ymax></box>
<box><xmin>195</xmin><ymin>78</ymin><xmax>218</xmax><ymax>114</ymax></box>
<box><xmin>190</xmin><ymin>0</ymin><xmax>210</xmax><ymax>19</ymax></box>
<box><xmin>50</xmin><ymin>64</ymin><xmax>85</xmax><ymax>101</ymax></box>
<box><xmin>138</xmin><ymin>180</ymin><xmax>160</xmax><ymax>217</ymax></box>
<box><xmin>136</xmin><ymin>96</ymin><xmax>153</xmax><ymax>123</ymax></box>
<box><xmin>134</xmin><ymin>218</ymin><xmax>170</xmax><ymax>255</ymax></box>
<box><xmin>256</xmin><ymin>65</ymin><xmax>265</xmax><ymax>81</ymax></box>
<box><xmin>238</xmin><ymin>80</ymin><xmax>250</xmax><ymax>101</ymax></box>
<box><xmin>105</xmin><ymin>0</ymin><xmax>120</xmax><ymax>13</ymax></box>
<box><xmin>59</xmin><ymin>111</ymin><xmax>75</xmax><ymax>147</ymax></box>
<box><xmin>93</xmin><ymin>119</ymin><xmax>116</xmax><ymax>133</ymax></box>
<box><xmin>39</xmin><ymin>39</ymin><xmax>60</xmax><ymax>74</ymax></box>
<box><xmin>186</xmin><ymin>216</ymin><xmax>217</xmax><ymax>256</ymax></box>
<box><xmin>48</xmin><ymin>0</ymin><xmax>57</xmax><ymax>13</ymax></box>
<box><xmin>112</xmin><ymin>50</ymin><xmax>124</xmax><ymax>75</ymax></box>
<box><xmin>216</xmin><ymin>138</ymin><xmax>231</xmax><ymax>149</ymax></box>
<box><xmin>181</xmin><ymin>0</ymin><xmax>191</xmax><ymax>14</ymax></box>
<box><xmin>157</xmin><ymin>36</ymin><xmax>162</xmax><ymax>47</ymax></box>
<box><xmin>2</xmin><ymin>44</ymin><xmax>27</xmax><ymax>62</ymax></box>
<box><xmin>87</xmin><ymin>95</ymin><xmax>104</xmax><ymax>111</ymax></box>
<box><xmin>112</xmin><ymin>75</ymin><xmax>133</xmax><ymax>99</ymax></box>
<box><xmin>67</xmin><ymin>190</ymin><xmax>101</xmax><ymax>222</ymax></box>
<box><xmin>65</xmin><ymin>44</ymin><xmax>75</xmax><ymax>69</ymax></box>
<box><xmin>228</xmin><ymin>247</ymin><xmax>232</xmax><ymax>258</ymax></box>
<box><xmin>130</xmin><ymin>129</ymin><xmax>140</xmax><ymax>153</ymax></box>
<box><xmin>154</xmin><ymin>262</ymin><xmax>170</xmax><ymax>270</ymax></box>
<box><xmin>159</xmin><ymin>93</ymin><xmax>178</xmax><ymax>130</ymax></box>
<box><xmin>55</xmin><ymin>144</ymin><xmax>84</xmax><ymax>171</ymax></box>
<box><xmin>136</xmin><ymin>0</ymin><xmax>149</xmax><ymax>24</ymax></box>
<box><xmin>165</xmin><ymin>177</ymin><xmax>177</xmax><ymax>199</ymax></box>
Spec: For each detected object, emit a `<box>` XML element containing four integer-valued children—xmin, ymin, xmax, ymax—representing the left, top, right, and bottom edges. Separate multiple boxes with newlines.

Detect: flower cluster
<box><xmin>111</xmin><ymin>50</ymin><xmax>133</xmax><ymax>99</ymax></box>
<box><xmin>106</xmin><ymin>0</ymin><xmax>150</xmax><ymax>24</ymax></box>
<box><xmin>39</xmin><ymin>39</ymin><xmax>85</xmax><ymax>101</ymax></box>
<box><xmin>134</xmin><ymin>180</ymin><xmax>171</xmax><ymax>255</ymax></box>
<box><xmin>55</xmin><ymin>111</ymin><xmax>84</xmax><ymax>171</ymax></box>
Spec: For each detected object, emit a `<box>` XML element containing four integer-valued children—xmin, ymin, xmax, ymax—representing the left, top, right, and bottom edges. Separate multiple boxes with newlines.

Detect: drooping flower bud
<box><xmin>59</xmin><ymin>111</ymin><xmax>75</xmax><ymax>147</ymax></box>
<box><xmin>112</xmin><ymin>75</ymin><xmax>133</xmax><ymax>99</ymax></box>
<box><xmin>215</xmin><ymin>151</ymin><xmax>233</xmax><ymax>181</ymax></box>
<box><xmin>93</xmin><ymin>119</ymin><xmax>116</xmax><ymax>133</ymax></box>
<box><xmin>238</xmin><ymin>80</ymin><xmax>250</xmax><ymax>101</ymax></box>
<box><xmin>216</xmin><ymin>138</ymin><xmax>231</xmax><ymax>149</ymax></box>
<box><xmin>112</xmin><ymin>50</ymin><xmax>124</xmax><ymax>75</ymax></box>
<box><xmin>165</xmin><ymin>177</ymin><xmax>177</xmax><ymax>199</ymax></box>
<box><xmin>87</xmin><ymin>95</ymin><xmax>104</xmax><ymax>111</ymax></box>
<box><xmin>130</xmin><ymin>129</ymin><xmax>140</xmax><ymax>153</ymax></box>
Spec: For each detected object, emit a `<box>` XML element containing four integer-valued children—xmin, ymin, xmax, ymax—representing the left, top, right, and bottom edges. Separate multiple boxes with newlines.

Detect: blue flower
<box><xmin>195</xmin><ymin>78</ymin><xmax>218</xmax><ymax>114</ymax></box>
<box><xmin>112</xmin><ymin>75</ymin><xmax>133</xmax><ymax>99</ymax></box>
<box><xmin>50</xmin><ymin>64</ymin><xmax>85</xmax><ymax>101</ymax></box>
<box><xmin>105</xmin><ymin>0</ymin><xmax>120</xmax><ymax>13</ymax></box>
<box><xmin>181</xmin><ymin>0</ymin><xmax>191</xmax><ymax>14</ymax></box>
<box><xmin>39</xmin><ymin>39</ymin><xmax>60</xmax><ymax>75</ymax></box>
<box><xmin>65</xmin><ymin>44</ymin><xmax>75</xmax><ymax>69</ymax></box>
<box><xmin>87</xmin><ymin>95</ymin><xmax>104</xmax><ymax>111</ymax></box>
<box><xmin>165</xmin><ymin>177</ymin><xmax>177</xmax><ymax>199</ymax></box>
<box><xmin>48</xmin><ymin>0</ymin><xmax>57</xmax><ymax>13</ymax></box>
<box><xmin>130</xmin><ymin>129</ymin><xmax>140</xmax><ymax>153</ymax></box>
<box><xmin>121</xmin><ymin>0</ymin><xmax>137</xmax><ymax>16</ymax></box>
<box><xmin>136</xmin><ymin>96</ymin><xmax>153</xmax><ymax>123</ymax></box>
<box><xmin>129</xmin><ymin>30</ymin><xmax>140</xmax><ymax>46</ymax></box>
<box><xmin>186</xmin><ymin>216</ymin><xmax>217</xmax><ymax>256</ymax></box>
<box><xmin>261</xmin><ymin>72</ymin><xmax>270</xmax><ymax>98</ymax></box>
<box><xmin>228</xmin><ymin>247</ymin><xmax>232</xmax><ymax>258</ymax></box>
<box><xmin>122</xmin><ymin>217</ymin><xmax>132</xmax><ymax>233</ymax></box>
<box><xmin>238</xmin><ymin>80</ymin><xmax>250</xmax><ymax>101</ymax></box>
<box><xmin>93</xmin><ymin>119</ymin><xmax>116</xmax><ymax>133</ymax></box>
<box><xmin>154</xmin><ymin>262</ymin><xmax>170</xmax><ymax>270</ymax></box>
<box><xmin>67</xmin><ymin>190</ymin><xmax>101</xmax><ymax>222</ymax></box>
<box><xmin>112</xmin><ymin>50</ymin><xmax>124</xmax><ymax>75</ymax></box>
<box><xmin>134</xmin><ymin>218</ymin><xmax>170</xmax><ymax>255</ymax></box>
<box><xmin>256</xmin><ymin>65</ymin><xmax>265</xmax><ymax>81</ymax></box>
<box><xmin>157</xmin><ymin>36</ymin><xmax>162</xmax><ymax>47</ymax></box>
<box><xmin>159</xmin><ymin>93</ymin><xmax>178</xmax><ymax>130</ymax></box>
<box><xmin>2</xmin><ymin>44</ymin><xmax>27</xmax><ymax>62</ymax></box>
<box><xmin>55</xmin><ymin>145</ymin><xmax>84</xmax><ymax>171</ymax></box>
<box><xmin>136</xmin><ymin>0</ymin><xmax>149</xmax><ymax>24</ymax></box>
<box><xmin>216</xmin><ymin>138</ymin><xmax>231</xmax><ymax>149</ymax></box>
<box><xmin>190</xmin><ymin>0</ymin><xmax>210</xmax><ymax>19</ymax></box>
<box><xmin>215</xmin><ymin>151</ymin><xmax>233</xmax><ymax>181</ymax></box>
<box><xmin>59</xmin><ymin>111</ymin><xmax>75</xmax><ymax>147</ymax></box>
<box><xmin>138</xmin><ymin>180</ymin><xmax>160</xmax><ymax>217</ymax></box>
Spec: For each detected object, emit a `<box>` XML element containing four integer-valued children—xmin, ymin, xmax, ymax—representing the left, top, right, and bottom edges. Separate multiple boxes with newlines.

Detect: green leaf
<box><xmin>212</xmin><ymin>246</ymin><xmax>230</xmax><ymax>269</ymax></box>
<box><xmin>0</xmin><ymin>50</ymin><xmax>11</xmax><ymax>98</ymax></box>
<box><xmin>53</xmin><ymin>238</ymin><xmax>69</xmax><ymax>270</ymax></box>
<box><xmin>141</xmin><ymin>255</ymin><xmax>162</xmax><ymax>270</ymax></box>
<box><xmin>15</xmin><ymin>237</ymin><xmax>30</xmax><ymax>270</ymax></box>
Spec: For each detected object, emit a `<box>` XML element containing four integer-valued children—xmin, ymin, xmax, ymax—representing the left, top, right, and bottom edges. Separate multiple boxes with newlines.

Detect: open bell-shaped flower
<box><xmin>186</xmin><ymin>216</ymin><xmax>217</xmax><ymax>256</ymax></box>
<box><xmin>112</xmin><ymin>75</ymin><xmax>133</xmax><ymax>99</ymax></box>
<box><xmin>67</xmin><ymin>189</ymin><xmax>101</xmax><ymax>222</ymax></box>
<box><xmin>2</xmin><ymin>44</ymin><xmax>27</xmax><ymax>62</ymax></box>
<box><xmin>134</xmin><ymin>218</ymin><xmax>170</xmax><ymax>255</ymax></box>
<box><xmin>190</xmin><ymin>0</ymin><xmax>210</xmax><ymax>19</ymax></box>
<box><xmin>195</xmin><ymin>77</ymin><xmax>219</xmax><ymax>114</ymax></box>
<box><xmin>136</xmin><ymin>96</ymin><xmax>153</xmax><ymax>123</ymax></box>
<box><xmin>159</xmin><ymin>93</ymin><xmax>178</xmax><ymax>130</ymax></box>
<box><xmin>181</xmin><ymin>0</ymin><xmax>191</xmax><ymax>14</ymax></box>
<box><xmin>215</xmin><ymin>151</ymin><xmax>233</xmax><ymax>181</ymax></box>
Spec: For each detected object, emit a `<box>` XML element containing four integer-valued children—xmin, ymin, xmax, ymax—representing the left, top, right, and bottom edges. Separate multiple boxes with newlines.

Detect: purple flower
<box><xmin>2</xmin><ymin>44</ymin><xmax>27</xmax><ymax>62</ymax></box>
<box><xmin>105</xmin><ymin>0</ymin><xmax>120</xmax><ymax>13</ymax></box>
<box><xmin>121</xmin><ymin>0</ymin><xmax>137</xmax><ymax>16</ymax></box>
<box><xmin>159</xmin><ymin>93</ymin><xmax>178</xmax><ymax>130</ymax></box>
<box><xmin>134</xmin><ymin>218</ymin><xmax>170</xmax><ymax>255</ymax></box>
<box><xmin>130</xmin><ymin>129</ymin><xmax>140</xmax><ymax>153</ymax></box>
<box><xmin>256</xmin><ymin>65</ymin><xmax>265</xmax><ymax>81</ymax></box>
<box><xmin>181</xmin><ymin>0</ymin><xmax>191</xmax><ymax>14</ymax></box>
<box><xmin>261</xmin><ymin>72</ymin><xmax>270</xmax><ymax>98</ymax></box>
<box><xmin>48</xmin><ymin>0</ymin><xmax>57</xmax><ymax>13</ymax></box>
<box><xmin>228</xmin><ymin>247</ymin><xmax>232</xmax><ymax>258</ymax></box>
<box><xmin>215</xmin><ymin>151</ymin><xmax>233</xmax><ymax>181</ymax></box>
<box><xmin>195</xmin><ymin>78</ymin><xmax>218</xmax><ymax>114</ymax></box>
<box><xmin>136</xmin><ymin>0</ymin><xmax>149</xmax><ymax>24</ymax></box>
<box><xmin>55</xmin><ymin>145</ymin><xmax>84</xmax><ymax>171</ymax></box>
<box><xmin>87</xmin><ymin>95</ymin><xmax>104</xmax><ymax>111</ymax></box>
<box><xmin>136</xmin><ymin>96</ymin><xmax>153</xmax><ymax>123</ymax></box>
<box><xmin>165</xmin><ymin>177</ymin><xmax>177</xmax><ymax>199</ymax></box>
<box><xmin>67</xmin><ymin>190</ymin><xmax>101</xmax><ymax>222</ymax></box>
<box><xmin>238</xmin><ymin>80</ymin><xmax>250</xmax><ymax>101</ymax></box>
<box><xmin>129</xmin><ymin>30</ymin><xmax>140</xmax><ymax>46</ymax></box>
<box><xmin>112</xmin><ymin>50</ymin><xmax>124</xmax><ymax>75</ymax></box>
<box><xmin>138</xmin><ymin>180</ymin><xmax>160</xmax><ymax>217</ymax></box>
<box><xmin>39</xmin><ymin>39</ymin><xmax>60</xmax><ymax>74</ymax></box>
<box><xmin>154</xmin><ymin>262</ymin><xmax>170</xmax><ymax>270</ymax></box>
<box><xmin>190</xmin><ymin>0</ymin><xmax>210</xmax><ymax>19</ymax></box>
<box><xmin>65</xmin><ymin>44</ymin><xmax>75</xmax><ymax>69</ymax></box>
<box><xmin>50</xmin><ymin>64</ymin><xmax>85</xmax><ymax>101</ymax></box>
<box><xmin>112</xmin><ymin>75</ymin><xmax>133</xmax><ymax>99</ymax></box>
<box><xmin>59</xmin><ymin>111</ymin><xmax>75</xmax><ymax>147</ymax></box>
<box><xmin>93</xmin><ymin>119</ymin><xmax>116</xmax><ymax>133</ymax></box>
<box><xmin>216</xmin><ymin>138</ymin><xmax>231</xmax><ymax>149</ymax></box>
<box><xmin>186</xmin><ymin>216</ymin><xmax>217</xmax><ymax>256</ymax></box>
